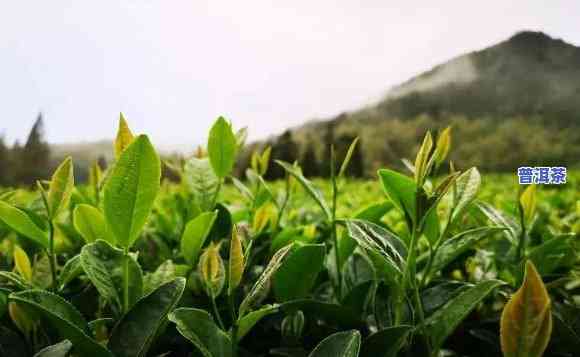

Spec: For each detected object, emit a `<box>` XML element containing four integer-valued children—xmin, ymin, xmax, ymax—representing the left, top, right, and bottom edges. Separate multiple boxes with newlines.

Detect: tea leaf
<box><xmin>519</xmin><ymin>185</ymin><xmax>537</xmax><ymax>225</ymax></box>
<box><xmin>239</xmin><ymin>244</ymin><xmax>293</xmax><ymax>316</ymax></box>
<box><xmin>115</xmin><ymin>113</ymin><xmax>134</xmax><ymax>159</ymax></box>
<box><xmin>500</xmin><ymin>261</ymin><xmax>552</xmax><ymax>357</ymax></box>
<box><xmin>198</xmin><ymin>243</ymin><xmax>225</xmax><ymax>298</ymax></box>
<box><xmin>276</xmin><ymin>160</ymin><xmax>332</xmax><ymax>220</ymax></box>
<box><xmin>434</xmin><ymin>126</ymin><xmax>451</xmax><ymax>166</ymax></box>
<box><xmin>426</xmin><ymin>279</ymin><xmax>504</xmax><ymax>350</ymax></box>
<box><xmin>73</xmin><ymin>204</ymin><xmax>115</xmax><ymax>244</ymax></box>
<box><xmin>184</xmin><ymin>157</ymin><xmax>219</xmax><ymax>211</ymax></box>
<box><xmin>180</xmin><ymin>211</ymin><xmax>218</xmax><ymax>265</ymax></box>
<box><xmin>13</xmin><ymin>245</ymin><xmax>32</xmax><ymax>282</ymax></box>
<box><xmin>143</xmin><ymin>260</ymin><xmax>177</xmax><ymax>295</ymax></box>
<box><xmin>344</xmin><ymin>219</ymin><xmax>407</xmax><ymax>276</ymax></box>
<box><xmin>360</xmin><ymin>325</ymin><xmax>413</xmax><ymax>357</ymax></box>
<box><xmin>274</xmin><ymin>244</ymin><xmax>326</xmax><ymax>302</ymax></box>
<box><xmin>236</xmin><ymin>304</ymin><xmax>279</xmax><ymax>341</ymax></box>
<box><xmin>0</xmin><ymin>201</ymin><xmax>48</xmax><ymax>248</ymax></box>
<box><xmin>169</xmin><ymin>307</ymin><xmax>232</xmax><ymax>357</ymax></box>
<box><xmin>81</xmin><ymin>240</ymin><xmax>143</xmax><ymax>310</ymax></box>
<box><xmin>430</xmin><ymin>226</ymin><xmax>505</xmax><ymax>273</ymax></box>
<box><xmin>33</xmin><ymin>340</ymin><xmax>72</xmax><ymax>357</ymax></box>
<box><xmin>108</xmin><ymin>278</ymin><xmax>186</xmax><ymax>357</ymax></box>
<box><xmin>308</xmin><ymin>330</ymin><xmax>361</xmax><ymax>357</ymax></box>
<box><xmin>339</xmin><ymin>137</ymin><xmax>360</xmax><ymax>178</ymax></box>
<box><xmin>477</xmin><ymin>202</ymin><xmax>520</xmax><ymax>245</ymax></box>
<box><xmin>9</xmin><ymin>290</ymin><xmax>113</xmax><ymax>357</ymax></box>
<box><xmin>47</xmin><ymin>157</ymin><xmax>74</xmax><ymax>218</ymax></box>
<box><xmin>259</xmin><ymin>146</ymin><xmax>272</xmax><ymax>176</ymax></box>
<box><xmin>208</xmin><ymin>116</ymin><xmax>237</xmax><ymax>178</ymax></box>
<box><xmin>414</xmin><ymin>132</ymin><xmax>434</xmax><ymax>185</ymax></box>
<box><xmin>451</xmin><ymin>167</ymin><xmax>481</xmax><ymax>222</ymax></box>
<box><xmin>377</xmin><ymin>169</ymin><xmax>416</xmax><ymax>225</ymax></box>
<box><xmin>228</xmin><ymin>228</ymin><xmax>245</xmax><ymax>295</ymax></box>
<box><xmin>104</xmin><ymin>135</ymin><xmax>161</xmax><ymax>249</ymax></box>
<box><xmin>59</xmin><ymin>254</ymin><xmax>83</xmax><ymax>290</ymax></box>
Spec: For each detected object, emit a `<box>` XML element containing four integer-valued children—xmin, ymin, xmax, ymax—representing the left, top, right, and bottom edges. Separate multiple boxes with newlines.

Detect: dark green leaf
<box><xmin>308</xmin><ymin>330</ymin><xmax>361</xmax><ymax>357</ymax></box>
<box><xmin>169</xmin><ymin>307</ymin><xmax>232</xmax><ymax>357</ymax></box>
<box><xmin>360</xmin><ymin>325</ymin><xmax>412</xmax><ymax>357</ymax></box>
<box><xmin>274</xmin><ymin>244</ymin><xmax>326</xmax><ymax>302</ymax></box>
<box><xmin>108</xmin><ymin>278</ymin><xmax>186</xmax><ymax>357</ymax></box>
<box><xmin>9</xmin><ymin>290</ymin><xmax>112</xmax><ymax>357</ymax></box>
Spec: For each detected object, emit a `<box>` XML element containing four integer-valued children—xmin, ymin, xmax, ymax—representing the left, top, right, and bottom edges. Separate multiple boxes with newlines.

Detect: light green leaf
<box><xmin>377</xmin><ymin>169</ymin><xmax>416</xmax><ymax>225</ymax></box>
<box><xmin>239</xmin><ymin>244</ymin><xmax>293</xmax><ymax>316</ymax></box>
<box><xmin>308</xmin><ymin>330</ymin><xmax>361</xmax><ymax>357</ymax></box>
<box><xmin>208</xmin><ymin>116</ymin><xmax>237</xmax><ymax>178</ymax></box>
<box><xmin>59</xmin><ymin>255</ymin><xmax>83</xmax><ymax>290</ymax></box>
<box><xmin>450</xmin><ymin>167</ymin><xmax>481</xmax><ymax>222</ymax></box>
<box><xmin>108</xmin><ymin>278</ymin><xmax>186</xmax><ymax>357</ymax></box>
<box><xmin>180</xmin><ymin>211</ymin><xmax>218</xmax><ymax>265</ymax></box>
<box><xmin>0</xmin><ymin>201</ymin><xmax>48</xmax><ymax>248</ymax></box>
<box><xmin>33</xmin><ymin>340</ymin><xmax>72</xmax><ymax>357</ymax></box>
<box><xmin>184</xmin><ymin>157</ymin><xmax>219</xmax><ymax>212</ymax></box>
<box><xmin>426</xmin><ymin>279</ymin><xmax>504</xmax><ymax>350</ymax></box>
<box><xmin>9</xmin><ymin>290</ymin><xmax>112</xmax><ymax>357</ymax></box>
<box><xmin>169</xmin><ymin>307</ymin><xmax>232</xmax><ymax>357</ymax></box>
<box><xmin>73</xmin><ymin>204</ymin><xmax>115</xmax><ymax>244</ymax></box>
<box><xmin>344</xmin><ymin>219</ymin><xmax>406</xmax><ymax>276</ymax></box>
<box><xmin>477</xmin><ymin>202</ymin><xmax>520</xmax><ymax>245</ymax></box>
<box><xmin>430</xmin><ymin>226</ymin><xmax>505</xmax><ymax>273</ymax></box>
<box><xmin>275</xmin><ymin>160</ymin><xmax>331</xmax><ymax>220</ymax></box>
<box><xmin>47</xmin><ymin>157</ymin><xmax>74</xmax><ymax>218</ymax></box>
<box><xmin>236</xmin><ymin>304</ymin><xmax>279</xmax><ymax>341</ymax></box>
<box><xmin>274</xmin><ymin>244</ymin><xmax>325</xmax><ymax>302</ymax></box>
<box><xmin>143</xmin><ymin>260</ymin><xmax>178</xmax><ymax>295</ymax></box>
<box><xmin>104</xmin><ymin>135</ymin><xmax>161</xmax><ymax>248</ymax></box>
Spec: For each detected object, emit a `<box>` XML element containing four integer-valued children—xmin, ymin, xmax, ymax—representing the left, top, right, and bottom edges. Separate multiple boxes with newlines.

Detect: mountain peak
<box><xmin>508</xmin><ymin>30</ymin><xmax>554</xmax><ymax>44</ymax></box>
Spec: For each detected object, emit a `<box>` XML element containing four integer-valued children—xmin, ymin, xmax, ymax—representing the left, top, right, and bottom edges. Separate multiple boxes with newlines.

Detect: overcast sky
<box><xmin>1</xmin><ymin>1</ymin><xmax>578</xmax><ymax>151</ymax></box>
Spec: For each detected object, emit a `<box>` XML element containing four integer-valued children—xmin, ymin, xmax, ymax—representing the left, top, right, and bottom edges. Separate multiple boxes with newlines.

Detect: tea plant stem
<box><xmin>420</xmin><ymin>214</ymin><xmax>452</xmax><ymax>288</ymax></box>
<box><xmin>229</xmin><ymin>293</ymin><xmax>238</xmax><ymax>357</ymax></box>
<box><xmin>122</xmin><ymin>249</ymin><xmax>130</xmax><ymax>313</ymax></box>
<box><xmin>47</xmin><ymin>220</ymin><xmax>58</xmax><ymax>292</ymax></box>
<box><xmin>276</xmin><ymin>177</ymin><xmax>291</xmax><ymax>229</ymax></box>
<box><xmin>212</xmin><ymin>178</ymin><xmax>223</xmax><ymax>208</ymax></box>
<box><xmin>211</xmin><ymin>297</ymin><xmax>226</xmax><ymax>330</ymax></box>
<box><xmin>330</xmin><ymin>146</ymin><xmax>342</xmax><ymax>299</ymax></box>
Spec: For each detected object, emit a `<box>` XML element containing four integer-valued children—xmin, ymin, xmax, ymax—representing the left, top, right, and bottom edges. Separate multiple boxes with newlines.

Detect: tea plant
<box><xmin>0</xmin><ymin>115</ymin><xmax>578</xmax><ymax>357</ymax></box>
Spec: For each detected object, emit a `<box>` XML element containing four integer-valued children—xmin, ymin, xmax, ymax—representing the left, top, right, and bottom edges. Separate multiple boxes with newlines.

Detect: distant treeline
<box><xmin>235</xmin><ymin>114</ymin><xmax>580</xmax><ymax>178</ymax></box>
<box><xmin>3</xmin><ymin>113</ymin><xmax>579</xmax><ymax>187</ymax></box>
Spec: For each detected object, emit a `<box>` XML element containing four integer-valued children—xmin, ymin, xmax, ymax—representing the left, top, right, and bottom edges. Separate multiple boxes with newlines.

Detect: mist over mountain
<box><xmin>256</xmin><ymin>31</ymin><xmax>580</xmax><ymax>175</ymax></box>
<box><xmin>376</xmin><ymin>31</ymin><xmax>580</xmax><ymax>121</ymax></box>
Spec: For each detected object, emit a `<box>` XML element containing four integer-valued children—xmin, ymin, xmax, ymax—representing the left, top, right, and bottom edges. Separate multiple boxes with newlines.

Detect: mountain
<box><xmin>376</xmin><ymin>31</ymin><xmax>580</xmax><ymax>121</ymax></box>
<box><xmin>263</xmin><ymin>31</ymin><xmax>580</xmax><ymax>174</ymax></box>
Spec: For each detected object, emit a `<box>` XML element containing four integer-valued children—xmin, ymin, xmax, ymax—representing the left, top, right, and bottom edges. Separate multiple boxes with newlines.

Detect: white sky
<box><xmin>1</xmin><ymin>1</ymin><xmax>578</xmax><ymax>150</ymax></box>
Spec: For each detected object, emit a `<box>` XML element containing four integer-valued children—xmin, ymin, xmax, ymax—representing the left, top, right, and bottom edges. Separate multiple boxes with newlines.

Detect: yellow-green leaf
<box><xmin>501</xmin><ymin>261</ymin><xmax>552</xmax><ymax>357</ymax></box>
<box><xmin>520</xmin><ymin>185</ymin><xmax>537</xmax><ymax>224</ymax></box>
<box><xmin>47</xmin><ymin>157</ymin><xmax>74</xmax><ymax>218</ymax></box>
<box><xmin>434</xmin><ymin>126</ymin><xmax>452</xmax><ymax>165</ymax></box>
<box><xmin>253</xmin><ymin>202</ymin><xmax>277</xmax><ymax>233</ymax></box>
<box><xmin>259</xmin><ymin>146</ymin><xmax>272</xmax><ymax>176</ymax></box>
<box><xmin>13</xmin><ymin>245</ymin><xmax>32</xmax><ymax>282</ymax></box>
<box><xmin>180</xmin><ymin>211</ymin><xmax>218</xmax><ymax>265</ymax></box>
<box><xmin>114</xmin><ymin>113</ymin><xmax>135</xmax><ymax>159</ymax></box>
<box><xmin>414</xmin><ymin>131</ymin><xmax>433</xmax><ymax>184</ymax></box>
<box><xmin>228</xmin><ymin>227</ymin><xmax>245</xmax><ymax>295</ymax></box>
<box><xmin>198</xmin><ymin>243</ymin><xmax>225</xmax><ymax>298</ymax></box>
<box><xmin>73</xmin><ymin>204</ymin><xmax>115</xmax><ymax>244</ymax></box>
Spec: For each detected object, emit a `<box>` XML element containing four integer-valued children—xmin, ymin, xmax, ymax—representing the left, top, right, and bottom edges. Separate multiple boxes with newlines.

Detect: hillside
<box><xmin>259</xmin><ymin>31</ymin><xmax>580</xmax><ymax>175</ymax></box>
